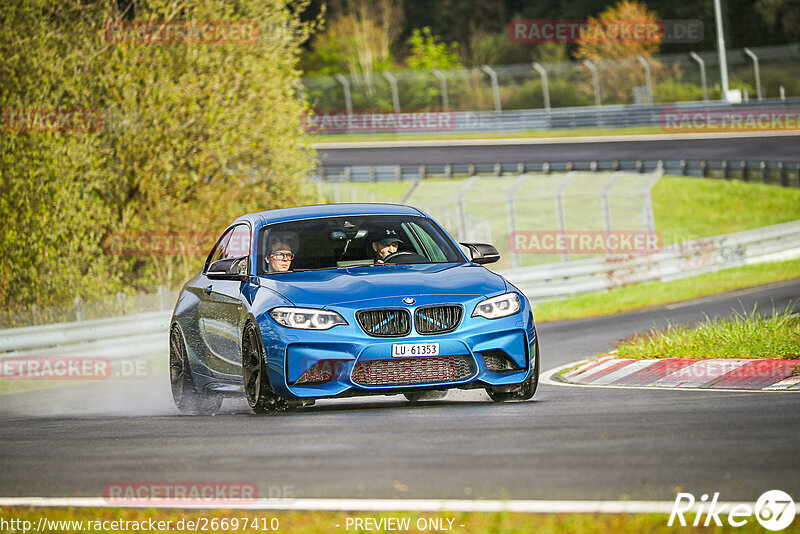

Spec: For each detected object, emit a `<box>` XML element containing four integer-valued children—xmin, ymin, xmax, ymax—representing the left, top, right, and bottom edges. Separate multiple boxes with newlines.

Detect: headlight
<box><xmin>472</xmin><ymin>292</ymin><xmax>521</xmax><ymax>319</ymax></box>
<box><xmin>269</xmin><ymin>307</ymin><xmax>347</xmax><ymax>330</ymax></box>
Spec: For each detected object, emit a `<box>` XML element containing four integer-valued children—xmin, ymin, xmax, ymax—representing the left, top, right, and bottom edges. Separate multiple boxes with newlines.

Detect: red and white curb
<box><xmin>547</xmin><ymin>353</ymin><xmax>800</xmax><ymax>391</ymax></box>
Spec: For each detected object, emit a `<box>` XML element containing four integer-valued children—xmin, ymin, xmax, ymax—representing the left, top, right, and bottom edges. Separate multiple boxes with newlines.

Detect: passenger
<box><xmin>372</xmin><ymin>229</ymin><xmax>403</xmax><ymax>264</ymax></box>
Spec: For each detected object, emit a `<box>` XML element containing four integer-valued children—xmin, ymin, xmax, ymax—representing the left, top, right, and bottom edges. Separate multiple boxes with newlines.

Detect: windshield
<box><xmin>257</xmin><ymin>215</ymin><xmax>464</xmax><ymax>275</ymax></box>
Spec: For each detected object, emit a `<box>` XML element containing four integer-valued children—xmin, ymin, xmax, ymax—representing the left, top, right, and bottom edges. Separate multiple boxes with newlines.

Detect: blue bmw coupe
<box><xmin>170</xmin><ymin>203</ymin><xmax>539</xmax><ymax>414</ymax></box>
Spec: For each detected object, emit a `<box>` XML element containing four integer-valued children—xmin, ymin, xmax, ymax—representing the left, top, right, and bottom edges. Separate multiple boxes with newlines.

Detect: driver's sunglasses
<box><xmin>270</xmin><ymin>252</ymin><xmax>294</xmax><ymax>260</ymax></box>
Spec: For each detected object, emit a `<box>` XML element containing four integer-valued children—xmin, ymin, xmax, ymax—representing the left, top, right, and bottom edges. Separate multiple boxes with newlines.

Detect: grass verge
<box><xmin>533</xmin><ymin>257</ymin><xmax>800</xmax><ymax>322</ymax></box>
<box><xmin>0</xmin><ymin>507</ymin><xmax>785</xmax><ymax>533</ymax></box>
<box><xmin>613</xmin><ymin>306</ymin><xmax>800</xmax><ymax>360</ymax></box>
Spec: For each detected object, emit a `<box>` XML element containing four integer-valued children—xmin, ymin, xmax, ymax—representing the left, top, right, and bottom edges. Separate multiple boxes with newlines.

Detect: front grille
<box><xmin>352</xmin><ymin>355</ymin><xmax>474</xmax><ymax>386</ymax></box>
<box><xmin>356</xmin><ymin>309</ymin><xmax>411</xmax><ymax>337</ymax></box>
<box><xmin>414</xmin><ymin>305</ymin><xmax>463</xmax><ymax>334</ymax></box>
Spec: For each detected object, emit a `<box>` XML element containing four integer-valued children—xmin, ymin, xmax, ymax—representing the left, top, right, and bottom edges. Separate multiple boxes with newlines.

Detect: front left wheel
<box><xmin>170</xmin><ymin>324</ymin><xmax>222</xmax><ymax>415</ymax></box>
<box><xmin>242</xmin><ymin>321</ymin><xmax>289</xmax><ymax>414</ymax></box>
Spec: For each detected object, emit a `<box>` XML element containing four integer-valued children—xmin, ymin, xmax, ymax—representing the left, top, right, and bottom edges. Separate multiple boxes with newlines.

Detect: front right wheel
<box><xmin>486</xmin><ymin>341</ymin><xmax>540</xmax><ymax>402</ymax></box>
<box><xmin>242</xmin><ymin>321</ymin><xmax>288</xmax><ymax>414</ymax></box>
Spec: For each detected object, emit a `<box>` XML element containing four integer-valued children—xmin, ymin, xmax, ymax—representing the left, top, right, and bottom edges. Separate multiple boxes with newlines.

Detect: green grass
<box><xmin>0</xmin><ymin>507</ymin><xmax>788</xmax><ymax>533</ymax></box>
<box><xmin>652</xmin><ymin>177</ymin><xmax>800</xmax><ymax>244</ymax></box>
<box><xmin>613</xmin><ymin>306</ymin><xmax>800</xmax><ymax>360</ymax></box>
<box><xmin>533</xmin><ymin>257</ymin><xmax>800</xmax><ymax>322</ymax></box>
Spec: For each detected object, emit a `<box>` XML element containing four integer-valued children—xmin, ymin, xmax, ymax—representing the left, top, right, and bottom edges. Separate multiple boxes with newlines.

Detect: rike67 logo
<box><xmin>669</xmin><ymin>490</ymin><xmax>796</xmax><ymax>530</ymax></box>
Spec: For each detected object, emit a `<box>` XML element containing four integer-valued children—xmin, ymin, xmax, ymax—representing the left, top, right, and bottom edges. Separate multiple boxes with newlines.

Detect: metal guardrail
<box><xmin>308</xmin><ymin>98</ymin><xmax>800</xmax><ymax>134</ymax></box>
<box><xmin>1</xmin><ymin>222</ymin><xmax>799</xmax><ymax>361</ymax></box>
<box><xmin>500</xmin><ymin>220</ymin><xmax>800</xmax><ymax>300</ymax></box>
<box><xmin>313</xmin><ymin>159</ymin><xmax>800</xmax><ymax>188</ymax></box>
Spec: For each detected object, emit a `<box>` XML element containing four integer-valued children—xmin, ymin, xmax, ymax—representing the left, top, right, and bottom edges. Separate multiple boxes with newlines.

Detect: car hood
<box><xmin>258</xmin><ymin>263</ymin><xmax>507</xmax><ymax>307</ymax></box>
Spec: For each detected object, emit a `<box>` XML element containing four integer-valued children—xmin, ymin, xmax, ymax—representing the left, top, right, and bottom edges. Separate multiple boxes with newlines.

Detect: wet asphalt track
<box><xmin>1</xmin><ymin>278</ymin><xmax>798</xmax><ymax>502</ymax></box>
<box><xmin>316</xmin><ymin>133</ymin><xmax>800</xmax><ymax>166</ymax></box>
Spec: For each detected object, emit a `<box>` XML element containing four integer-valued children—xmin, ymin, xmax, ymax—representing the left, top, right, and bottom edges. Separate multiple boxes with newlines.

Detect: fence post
<box><xmin>601</xmin><ymin>173</ymin><xmax>623</xmax><ymax>236</ymax></box>
<box><xmin>532</xmin><ymin>62</ymin><xmax>550</xmax><ymax>110</ymax></box>
<box><xmin>689</xmin><ymin>52</ymin><xmax>709</xmax><ymax>102</ymax></box>
<box><xmin>636</xmin><ymin>55</ymin><xmax>654</xmax><ymax>104</ymax></box>
<box><xmin>31</xmin><ymin>304</ymin><xmax>40</xmax><ymax>325</ymax></box>
<box><xmin>743</xmin><ymin>48</ymin><xmax>763</xmax><ymax>101</ymax></box>
<box><xmin>507</xmin><ymin>175</ymin><xmax>529</xmax><ymax>268</ymax></box>
<box><xmin>761</xmin><ymin>161</ymin><xmax>768</xmax><ymax>184</ymax></box>
<box><xmin>158</xmin><ymin>285</ymin><xmax>168</xmax><ymax>311</ymax></box>
<box><xmin>582</xmin><ymin>60</ymin><xmax>601</xmax><ymax>107</ymax></box>
<box><xmin>741</xmin><ymin>160</ymin><xmax>748</xmax><ymax>182</ymax></box>
<box><xmin>431</xmin><ymin>69</ymin><xmax>449</xmax><ymax>111</ymax></box>
<box><xmin>555</xmin><ymin>173</ymin><xmax>577</xmax><ymax>262</ymax></box>
<box><xmin>481</xmin><ymin>65</ymin><xmax>502</xmax><ymax>112</ymax></box>
<box><xmin>778</xmin><ymin>161</ymin><xmax>786</xmax><ymax>187</ymax></box>
<box><xmin>334</xmin><ymin>74</ymin><xmax>352</xmax><ymax>115</ymax></box>
<box><xmin>74</xmin><ymin>297</ymin><xmax>85</xmax><ymax>322</ymax></box>
<box><xmin>116</xmin><ymin>292</ymin><xmax>127</xmax><ymax>315</ymax></box>
<box><xmin>456</xmin><ymin>177</ymin><xmax>480</xmax><ymax>241</ymax></box>
<box><xmin>382</xmin><ymin>71</ymin><xmax>400</xmax><ymax>113</ymax></box>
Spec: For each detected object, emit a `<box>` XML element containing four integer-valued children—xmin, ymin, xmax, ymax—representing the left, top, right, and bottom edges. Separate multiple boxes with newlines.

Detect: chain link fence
<box><xmin>303</xmin><ymin>44</ymin><xmax>800</xmax><ymax>112</ymax></box>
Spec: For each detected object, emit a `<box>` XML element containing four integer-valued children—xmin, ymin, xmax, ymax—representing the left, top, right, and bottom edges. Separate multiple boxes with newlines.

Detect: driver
<box><xmin>371</xmin><ymin>229</ymin><xmax>403</xmax><ymax>264</ymax></box>
<box><xmin>267</xmin><ymin>240</ymin><xmax>294</xmax><ymax>272</ymax></box>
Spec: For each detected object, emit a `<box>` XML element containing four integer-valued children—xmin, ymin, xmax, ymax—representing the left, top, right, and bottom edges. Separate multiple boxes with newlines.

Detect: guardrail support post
<box><xmin>431</xmin><ymin>69</ymin><xmax>450</xmax><ymax>111</ymax></box>
<box><xmin>532</xmin><ymin>62</ymin><xmax>550</xmax><ymax>110</ymax></box>
<box><xmin>382</xmin><ymin>71</ymin><xmax>401</xmax><ymax>113</ymax></box>
<box><xmin>743</xmin><ymin>48</ymin><xmax>763</xmax><ymax>101</ymax></box>
<box><xmin>688</xmin><ymin>52</ymin><xmax>709</xmax><ymax>102</ymax></box>
<box><xmin>334</xmin><ymin>74</ymin><xmax>353</xmax><ymax>115</ymax></box>
<box><xmin>481</xmin><ymin>65</ymin><xmax>502</xmax><ymax>112</ymax></box>
<box><xmin>636</xmin><ymin>55</ymin><xmax>654</xmax><ymax>104</ymax></box>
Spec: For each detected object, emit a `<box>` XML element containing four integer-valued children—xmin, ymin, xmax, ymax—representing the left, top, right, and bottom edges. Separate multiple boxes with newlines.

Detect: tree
<box><xmin>405</xmin><ymin>28</ymin><xmax>461</xmax><ymax>71</ymax></box>
<box><xmin>575</xmin><ymin>0</ymin><xmax>665</xmax><ymax>104</ymax></box>
<box><xmin>0</xmin><ymin>0</ymin><xmax>318</xmax><ymax>317</ymax></box>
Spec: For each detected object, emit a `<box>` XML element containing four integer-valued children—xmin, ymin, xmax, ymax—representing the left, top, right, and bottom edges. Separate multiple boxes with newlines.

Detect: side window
<box><xmin>223</xmin><ymin>225</ymin><xmax>251</xmax><ymax>259</ymax></box>
<box><xmin>205</xmin><ymin>229</ymin><xmax>234</xmax><ymax>272</ymax></box>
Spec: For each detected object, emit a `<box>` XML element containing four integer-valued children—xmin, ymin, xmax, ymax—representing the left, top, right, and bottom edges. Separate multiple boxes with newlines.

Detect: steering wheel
<box><xmin>383</xmin><ymin>251</ymin><xmax>426</xmax><ymax>264</ymax></box>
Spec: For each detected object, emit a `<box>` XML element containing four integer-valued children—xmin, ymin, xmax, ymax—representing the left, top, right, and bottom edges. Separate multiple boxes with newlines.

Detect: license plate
<box><xmin>392</xmin><ymin>343</ymin><xmax>439</xmax><ymax>357</ymax></box>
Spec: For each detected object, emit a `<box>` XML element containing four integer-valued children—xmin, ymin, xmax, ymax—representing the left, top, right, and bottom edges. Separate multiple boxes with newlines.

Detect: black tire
<box><xmin>486</xmin><ymin>341</ymin><xmax>540</xmax><ymax>402</ymax></box>
<box><xmin>170</xmin><ymin>324</ymin><xmax>222</xmax><ymax>415</ymax></box>
<box><xmin>242</xmin><ymin>321</ymin><xmax>288</xmax><ymax>414</ymax></box>
<box><xmin>404</xmin><ymin>390</ymin><xmax>448</xmax><ymax>402</ymax></box>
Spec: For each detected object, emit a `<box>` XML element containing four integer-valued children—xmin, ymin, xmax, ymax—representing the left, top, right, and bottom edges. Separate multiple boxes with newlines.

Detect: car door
<box><xmin>196</xmin><ymin>223</ymin><xmax>252</xmax><ymax>377</ymax></box>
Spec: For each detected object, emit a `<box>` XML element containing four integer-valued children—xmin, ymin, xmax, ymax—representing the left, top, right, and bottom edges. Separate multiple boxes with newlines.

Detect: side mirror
<box><xmin>460</xmin><ymin>242</ymin><xmax>500</xmax><ymax>265</ymax></box>
<box><xmin>207</xmin><ymin>256</ymin><xmax>249</xmax><ymax>281</ymax></box>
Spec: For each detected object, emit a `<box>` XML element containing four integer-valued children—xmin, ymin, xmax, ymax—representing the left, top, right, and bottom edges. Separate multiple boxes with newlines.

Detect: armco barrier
<box><xmin>1</xmin><ymin>221</ymin><xmax>799</xmax><ymax>359</ymax></box>
<box><xmin>499</xmin><ymin>220</ymin><xmax>800</xmax><ymax>299</ymax></box>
